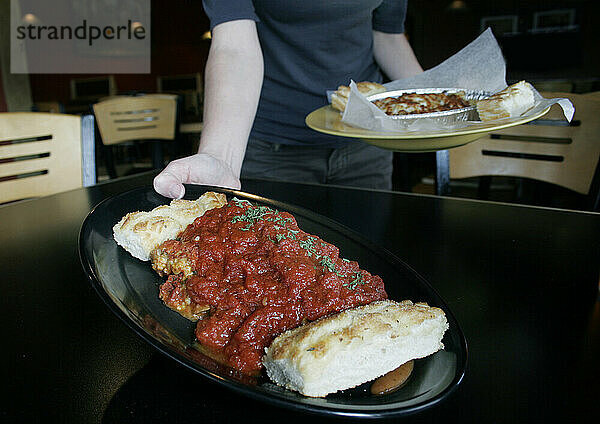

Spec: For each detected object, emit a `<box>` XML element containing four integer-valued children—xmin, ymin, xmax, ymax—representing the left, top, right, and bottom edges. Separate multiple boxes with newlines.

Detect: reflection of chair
<box><xmin>33</xmin><ymin>101</ymin><xmax>64</xmax><ymax>113</ymax></box>
<box><xmin>0</xmin><ymin>112</ymin><xmax>95</xmax><ymax>204</ymax></box>
<box><xmin>157</xmin><ymin>73</ymin><xmax>202</xmax><ymax>119</ymax></box>
<box><xmin>66</xmin><ymin>76</ymin><xmax>118</xmax><ymax>114</ymax></box>
<box><xmin>436</xmin><ymin>92</ymin><xmax>600</xmax><ymax>211</ymax></box>
<box><xmin>93</xmin><ymin>94</ymin><xmax>178</xmax><ymax>179</ymax></box>
<box><xmin>71</xmin><ymin>75</ymin><xmax>117</xmax><ymax>102</ymax></box>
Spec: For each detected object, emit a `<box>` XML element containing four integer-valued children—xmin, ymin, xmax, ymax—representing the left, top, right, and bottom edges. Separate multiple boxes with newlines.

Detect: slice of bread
<box><xmin>477</xmin><ymin>80</ymin><xmax>535</xmax><ymax>121</ymax></box>
<box><xmin>331</xmin><ymin>81</ymin><xmax>386</xmax><ymax>112</ymax></box>
<box><xmin>263</xmin><ymin>299</ymin><xmax>448</xmax><ymax>397</ymax></box>
<box><xmin>113</xmin><ymin>191</ymin><xmax>227</xmax><ymax>261</ymax></box>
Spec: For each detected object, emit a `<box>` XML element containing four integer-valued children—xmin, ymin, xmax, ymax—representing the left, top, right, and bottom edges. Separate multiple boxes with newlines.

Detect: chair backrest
<box><xmin>440</xmin><ymin>91</ymin><xmax>600</xmax><ymax>203</ymax></box>
<box><xmin>93</xmin><ymin>94</ymin><xmax>178</xmax><ymax>146</ymax></box>
<box><xmin>0</xmin><ymin>113</ymin><xmax>95</xmax><ymax>203</ymax></box>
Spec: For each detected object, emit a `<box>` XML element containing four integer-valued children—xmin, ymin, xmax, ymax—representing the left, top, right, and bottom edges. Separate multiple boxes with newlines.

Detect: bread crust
<box><xmin>331</xmin><ymin>81</ymin><xmax>386</xmax><ymax>112</ymax></box>
<box><xmin>263</xmin><ymin>299</ymin><xmax>448</xmax><ymax>397</ymax></box>
<box><xmin>113</xmin><ymin>191</ymin><xmax>227</xmax><ymax>261</ymax></box>
<box><xmin>477</xmin><ymin>80</ymin><xmax>535</xmax><ymax>121</ymax></box>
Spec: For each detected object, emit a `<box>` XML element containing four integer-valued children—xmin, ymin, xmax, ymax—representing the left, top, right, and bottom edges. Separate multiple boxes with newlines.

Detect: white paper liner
<box><xmin>339</xmin><ymin>28</ymin><xmax>574</xmax><ymax>133</ymax></box>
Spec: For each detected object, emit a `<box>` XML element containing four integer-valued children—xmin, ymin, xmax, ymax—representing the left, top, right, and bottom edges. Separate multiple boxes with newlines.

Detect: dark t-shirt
<box><xmin>202</xmin><ymin>0</ymin><xmax>407</xmax><ymax>146</ymax></box>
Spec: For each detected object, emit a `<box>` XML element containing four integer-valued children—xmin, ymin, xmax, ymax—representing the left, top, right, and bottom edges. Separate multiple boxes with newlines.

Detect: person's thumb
<box><xmin>153</xmin><ymin>171</ymin><xmax>185</xmax><ymax>199</ymax></box>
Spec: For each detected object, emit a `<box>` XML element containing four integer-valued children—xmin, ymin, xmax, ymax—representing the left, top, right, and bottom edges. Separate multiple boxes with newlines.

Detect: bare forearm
<box><xmin>199</xmin><ymin>20</ymin><xmax>264</xmax><ymax>177</ymax></box>
<box><xmin>373</xmin><ymin>31</ymin><xmax>423</xmax><ymax>81</ymax></box>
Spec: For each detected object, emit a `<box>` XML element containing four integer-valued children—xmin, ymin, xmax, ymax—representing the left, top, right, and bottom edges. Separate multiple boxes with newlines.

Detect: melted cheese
<box><xmin>373</xmin><ymin>92</ymin><xmax>471</xmax><ymax>116</ymax></box>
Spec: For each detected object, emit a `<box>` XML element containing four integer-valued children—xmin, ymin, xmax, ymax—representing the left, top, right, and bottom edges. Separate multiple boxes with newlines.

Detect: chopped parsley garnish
<box><xmin>298</xmin><ymin>236</ymin><xmax>317</xmax><ymax>256</ymax></box>
<box><xmin>319</xmin><ymin>256</ymin><xmax>336</xmax><ymax>272</ymax></box>
<box><xmin>230</xmin><ymin>205</ymin><xmax>273</xmax><ymax>224</ymax></box>
<box><xmin>319</xmin><ymin>256</ymin><xmax>345</xmax><ymax>277</ymax></box>
<box><xmin>229</xmin><ymin>198</ymin><xmax>365</xmax><ymax>289</ymax></box>
<box><xmin>344</xmin><ymin>271</ymin><xmax>365</xmax><ymax>290</ymax></box>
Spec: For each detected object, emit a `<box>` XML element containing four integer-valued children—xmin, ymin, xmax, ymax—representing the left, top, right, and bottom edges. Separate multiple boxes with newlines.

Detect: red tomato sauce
<box><xmin>158</xmin><ymin>198</ymin><xmax>387</xmax><ymax>374</ymax></box>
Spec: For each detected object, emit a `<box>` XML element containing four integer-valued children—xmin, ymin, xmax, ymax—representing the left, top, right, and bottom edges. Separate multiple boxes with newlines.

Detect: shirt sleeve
<box><xmin>202</xmin><ymin>0</ymin><xmax>259</xmax><ymax>30</ymax></box>
<box><xmin>372</xmin><ymin>0</ymin><xmax>407</xmax><ymax>34</ymax></box>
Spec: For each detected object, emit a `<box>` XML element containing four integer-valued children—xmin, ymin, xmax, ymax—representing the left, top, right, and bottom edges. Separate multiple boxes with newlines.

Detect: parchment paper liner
<box><xmin>339</xmin><ymin>29</ymin><xmax>574</xmax><ymax>133</ymax></box>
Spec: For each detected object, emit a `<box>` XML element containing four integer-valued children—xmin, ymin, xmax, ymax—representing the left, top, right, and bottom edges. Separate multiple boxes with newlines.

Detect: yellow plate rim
<box><xmin>305</xmin><ymin>105</ymin><xmax>552</xmax><ymax>141</ymax></box>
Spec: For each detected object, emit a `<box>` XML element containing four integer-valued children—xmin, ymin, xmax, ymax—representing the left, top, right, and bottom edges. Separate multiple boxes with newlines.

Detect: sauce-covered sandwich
<box><xmin>151</xmin><ymin>197</ymin><xmax>387</xmax><ymax>373</ymax></box>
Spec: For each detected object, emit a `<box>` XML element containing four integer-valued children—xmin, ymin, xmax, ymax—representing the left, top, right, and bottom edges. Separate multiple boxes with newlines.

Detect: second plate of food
<box><xmin>306</xmin><ymin>103</ymin><xmax>551</xmax><ymax>152</ymax></box>
<box><xmin>79</xmin><ymin>185</ymin><xmax>467</xmax><ymax>419</ymax></box>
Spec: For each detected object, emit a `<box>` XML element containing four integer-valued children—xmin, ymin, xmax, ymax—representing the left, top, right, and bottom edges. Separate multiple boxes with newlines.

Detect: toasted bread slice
<box><xmin>263</xmin><ymin>299</ymin><xmax>448</xmax><ymax>397</ymax></box>
<box><xmin>477</xmin><ymin>80</ymin><xmax>535</xmax><ymax>121</ymax></box>
<box><xmin>331</xmin><ymin>81</ymin><xmax>386</xmax><ymax>112</ymax></box>
<box><xmin>113</xmin><ymin>191</ymin><xmax>227</xmax><ymax>261</ymax></box>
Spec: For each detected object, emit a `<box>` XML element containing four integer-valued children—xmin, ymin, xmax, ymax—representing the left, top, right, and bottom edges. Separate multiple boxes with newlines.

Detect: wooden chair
<box><xmin>0</xmin><ymin>112</ymin><xmax>96</xmax><ymax>204</ymax></box>
<box><xmin>436</xmin><ymin>92</ymin><xmax>600</xmax><ymax>211</ymax></box>
<box><xmin>93</xmin><ymin>94</ymin><xmax>178</xmax><ymax>179</ymax></box>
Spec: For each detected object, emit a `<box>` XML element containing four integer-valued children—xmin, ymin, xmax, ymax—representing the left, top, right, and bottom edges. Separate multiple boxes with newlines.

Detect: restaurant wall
<box><xmin>407</xmin><ymin>0</ymin><xmax>599</xmax><ymax>82</ymax></box>
<box><xmin>27</xmin><ymin>0</ymin><xmax>599</xmax><ymax>104</ymax></box>
<box><xmin>0</xmin><ymin>0</ymin><xmax>32</xmax><ymax>111</ymax></box>
<box><xmin>28</xmin><ymin>0</ymin><xmax>211</xmax><ymax>103</ymax></box>
<box><xmin>0</xmin><ymin>66</ymin><xmax>7</xmax><ymax>112</ymax></box>
<box><xmin>0</xmin><ymin>0</ymin><xmax>5</xmax><ymax>112</ymax></box>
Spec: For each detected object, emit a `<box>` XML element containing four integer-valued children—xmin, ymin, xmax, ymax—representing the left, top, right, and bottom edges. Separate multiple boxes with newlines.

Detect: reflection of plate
<box><xmin>79</xmin><ymin>186</ymin><xmax>467</xmax><ymax>419</ymax></box>
<box><xmin>306</xmin><ymin>105</ymin><xmax>551</xmax><ymax>152</ymax></box>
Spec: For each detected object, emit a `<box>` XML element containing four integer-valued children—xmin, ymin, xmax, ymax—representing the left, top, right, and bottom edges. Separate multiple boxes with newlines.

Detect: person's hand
<box><xmin>153</xmin><ymin>153</ymin><xmax>241</xmax><ymax>199</ymax></box>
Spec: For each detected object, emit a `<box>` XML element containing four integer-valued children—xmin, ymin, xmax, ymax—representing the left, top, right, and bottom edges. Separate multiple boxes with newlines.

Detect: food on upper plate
<box><xmin>330</xmin><ymin>81</ymin><xmax>386</xmax><ymax>112</ymax></box>
<box><xmin>477</xmin><ymin>80</ymin><xmax>535</xmax><ymax>121</ymax></box>
<box><xmin>151</xmin><ymin>197</ymin><xmax>387</xmax><ymax>374</ymax></box>
<box><xmin>372</xmin><ymin>91</ymin><xmax>472</xmax><ymax>116</ymax></box>
<box><xmin>113</xmin><ymin>191</ymin><xmax>227</xmax><ymax>261</ymax></box>
<box><xmin>263</xmin><ymin>299</ymin><xmax>448</xmax><ymax>397</ymax></box>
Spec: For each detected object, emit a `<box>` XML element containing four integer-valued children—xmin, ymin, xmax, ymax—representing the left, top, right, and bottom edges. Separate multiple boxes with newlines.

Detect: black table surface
<box><xmin>2</xmin><ymin>173</ymin><xmax>599</xmax><ymax>423</ymax></box>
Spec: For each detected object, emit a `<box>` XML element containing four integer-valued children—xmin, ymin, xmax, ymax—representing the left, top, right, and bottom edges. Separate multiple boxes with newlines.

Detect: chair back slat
<box><xmin>0</xmin><ymin>137</ymin><xmax>53</xmax><ymax>157</ymax></box>
<box><xmin>0</xmin><ymin>157</ymin><xmax>52</xmax><ymax>179</ymax></box>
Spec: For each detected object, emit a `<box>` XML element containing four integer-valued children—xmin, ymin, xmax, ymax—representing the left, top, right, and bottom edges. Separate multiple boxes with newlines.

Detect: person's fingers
<box><xmin>153</xmin><ymin>153</ymin><xmax>242</xmax><ymax>197</ymax></box>
<box><xmin>153</xmin><ymin>170</ymin><xmax>185</xmax><ymax>199</ymax></box>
